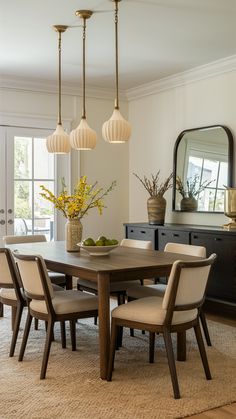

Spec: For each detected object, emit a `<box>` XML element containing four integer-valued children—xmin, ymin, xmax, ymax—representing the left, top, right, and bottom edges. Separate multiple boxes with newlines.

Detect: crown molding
<box><xmin>0</xmin><ymin>75</ymin><xmax>127</xmax><ymax>101</ymax></box>
<box><xmin>0</xmin><ymin>111</ymin><xmax>72</xmax><ymax>130</ymax></box>
<box><xmin>2</xmin><ymin>54</ymin><xmax>236</xmax><ymax>103</ymax></box>
<box><xmin>126</xmin><ymin>54</ymin><xmax>236</xmax><ymax>101</ymax></box>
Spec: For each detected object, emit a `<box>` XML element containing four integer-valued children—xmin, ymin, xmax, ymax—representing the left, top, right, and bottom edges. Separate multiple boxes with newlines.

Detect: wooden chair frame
<box><xmin>0</xmin><ymin>248</ymin><xmax>26</xmax><ymax>357</ymax></box>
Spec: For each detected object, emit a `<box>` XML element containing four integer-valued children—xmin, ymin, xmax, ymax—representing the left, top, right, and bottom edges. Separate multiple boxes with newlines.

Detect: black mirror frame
<box><xmin>172</xmin><ymin>124</ymin><xmax>234</xmax><ymax>213</ymax></box>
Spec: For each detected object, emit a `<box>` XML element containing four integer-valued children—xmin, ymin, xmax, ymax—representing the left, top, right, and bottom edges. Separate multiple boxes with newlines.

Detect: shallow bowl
<box><xmin>78</xmin><ymin>243</ymin><xmax>119</xmax><ymax>256</ymax></box>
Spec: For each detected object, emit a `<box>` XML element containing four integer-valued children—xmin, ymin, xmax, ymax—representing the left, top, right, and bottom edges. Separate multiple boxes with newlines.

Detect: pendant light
<box><xmin>46</xmin><ymin>25</ymin><xmax>71</xmax><ymax>154</ymax></box>
<box><xmin>102</xmin><ymin>0</ymin><xmax>131</xmax><ymax>143</ymax></box>
<box><xmin>70</xmin><ymin>10</ymin><xmax>97</xmax><ymax>150</ymax></box>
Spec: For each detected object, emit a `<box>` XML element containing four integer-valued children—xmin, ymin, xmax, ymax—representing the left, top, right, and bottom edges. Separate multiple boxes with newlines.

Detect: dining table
<box><xmin>7</xmin><ymin>240</ymin><xmax>201</xmax><ymax>380</ymax></box>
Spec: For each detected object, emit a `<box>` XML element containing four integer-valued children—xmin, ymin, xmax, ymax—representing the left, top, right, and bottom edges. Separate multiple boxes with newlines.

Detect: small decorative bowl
<box><xmin>78</xmin><ymin>243</ymin><xmax>119</xmax><ymax>256</ymax></box>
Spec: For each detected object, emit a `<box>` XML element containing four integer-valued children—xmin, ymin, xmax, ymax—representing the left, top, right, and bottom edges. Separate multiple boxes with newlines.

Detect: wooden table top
<box><xmin>8</xmin><ymin>240</ymin><xmax>200</xmax><ymax>276</ymax></box>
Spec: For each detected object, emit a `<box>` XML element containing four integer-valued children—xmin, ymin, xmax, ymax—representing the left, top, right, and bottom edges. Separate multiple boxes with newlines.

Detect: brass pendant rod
<box><xmin>53</xmin><ymin>25</ymin><xmax>68</xmax><ymax>125</ymax></box>
<box><xmin>58</xmin><ymin>30</ymin><xmax>62</xmax><ymax>125</ymax></box>
<box><xmin>82</xmin><ymin>17</ymin><xmax>86</xmax><ymax>119</ymax></box>
<box><xmin>114</xmin><ymin>0</ymin><xmax>119</xmax><ymax>109</ymax></box>
<box><xmin>75</xmin><ymin>11</ymin><xmax>93</xmax><ymax>119</ymax></box>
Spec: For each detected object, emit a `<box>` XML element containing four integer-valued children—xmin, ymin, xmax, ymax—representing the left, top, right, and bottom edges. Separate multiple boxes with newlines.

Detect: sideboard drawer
<box><xmin>158</xmin><ymin>229</ymin><xmax>190</xmax><ymax>250</ymax></box>
<box><xmin>126</xmin><ymin>226</ymin><xmax>157</xmax><ymax>249</ymax></box>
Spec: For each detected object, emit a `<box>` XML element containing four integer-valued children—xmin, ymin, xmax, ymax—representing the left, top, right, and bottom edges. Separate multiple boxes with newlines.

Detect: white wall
<box><xmin>128</xmin><ymin>70</ymin><xmax>236</xmax><ymax>226</ymax></box>
<box><xmin>0</xmin><ymin>86</ymin><xmax>129</xmax><ymax>242</ymax></box>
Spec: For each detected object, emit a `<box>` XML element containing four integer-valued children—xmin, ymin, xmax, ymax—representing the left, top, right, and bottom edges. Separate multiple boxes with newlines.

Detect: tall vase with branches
<box><xmin>133</xmin><ymin>171</ymin><xmax>173</xmax><ymax>225</ymax></box>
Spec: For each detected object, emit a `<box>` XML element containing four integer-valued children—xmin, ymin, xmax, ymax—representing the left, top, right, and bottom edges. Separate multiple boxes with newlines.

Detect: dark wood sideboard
<box><xmin>124</xmin><ymin>223</ymin><xmax>236</xmax><ymax>315</ymax></box>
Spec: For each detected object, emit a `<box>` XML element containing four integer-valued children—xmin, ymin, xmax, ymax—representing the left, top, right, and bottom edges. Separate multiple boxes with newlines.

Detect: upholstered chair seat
<box><xmin>30</xmin><ymin>290</ymin><xmax>98</xmax><ymax>315</ymax></box>
<box><xmin>0</xmin><ymin>288</ymin><xmax>17</xmax><ymax>301</ymax></box>
<box><xmin>112</xmin><ymin>296</ymin><xmax>198</xmax><ymax>325</ymax></box>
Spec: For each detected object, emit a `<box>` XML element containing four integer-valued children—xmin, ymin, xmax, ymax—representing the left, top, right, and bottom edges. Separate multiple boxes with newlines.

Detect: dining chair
<box><xmin>14</xmin><ymin>252</ymin><xmax>99</xmax><ymax>379</ymax></box>
<box><xmin>107</xmin><ymin>254</ymin><xmax>216</xmax><ymax>399</ymax></box>
<box><xmin>0</xmin><ymin>248</ymin><xmax>26</xmax><ymax>357</ymax></box>
<box><xmin>127</xmin><ymin>242</ymin><xmax>212</xmax><ymax>346</ymax></box>
<box><xmin>3</xmin><ymin>234</ymin><xmax>67</xmax><ymax>288</ymax></box>
<box><xmin>77</xmin><ymin>238</ymin><xmax>152</xmax><ymax>305</ymax></box>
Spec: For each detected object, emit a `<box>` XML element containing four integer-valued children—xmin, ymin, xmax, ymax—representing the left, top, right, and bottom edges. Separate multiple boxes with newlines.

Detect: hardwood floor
<box><xmin>189</xmin><ymin>310</ymin><xmax>236</xmax><ymax>419</ymax></box>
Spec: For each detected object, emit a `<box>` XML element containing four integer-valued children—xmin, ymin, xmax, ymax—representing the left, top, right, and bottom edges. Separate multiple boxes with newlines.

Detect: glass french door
<box><xmin>0</xmin><ymin>126</ymin><xmax>58</xmax><ymax>245</ymax></box>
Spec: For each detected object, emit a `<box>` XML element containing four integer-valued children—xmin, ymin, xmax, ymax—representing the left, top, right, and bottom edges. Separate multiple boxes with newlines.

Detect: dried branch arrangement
<box><xmin>176</xmin><ymin>175</ymin><xmax>213</xmax><ymax>198</ymax></box>
<box><xmin>133</xmin><ymin>171</ymin><xmax>173</xmax><ymax>197</ymax></box>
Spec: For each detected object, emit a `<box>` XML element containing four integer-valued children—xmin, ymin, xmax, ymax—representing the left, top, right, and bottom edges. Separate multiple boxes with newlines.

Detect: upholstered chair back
<box><xmin>121</xmin><ymin>238</ymin><xmax>152</xmax><ymax>250</ymax></box>
<box><xmin>0</xmin><ymin>250</ymin><xmax>14</xmax><ymax>286</ymax></box>
<box><xmin>162</xmin><ymin>255</ymin><xmax>216</xmax><ymax>312</ymax></box>
<box><xmin>14</xmin><ymin>254</ymin><xmax>54</xmax><ymax>300</ymax></box>
<box><xmin>164</xmin><ymin>242</ymin><xmax>206</xmax><ymax>257</ymax></box>
<box><xmin>3</xmin><ymin>234</ymin><xmax>46</xmax><ymax>245</ymax></box>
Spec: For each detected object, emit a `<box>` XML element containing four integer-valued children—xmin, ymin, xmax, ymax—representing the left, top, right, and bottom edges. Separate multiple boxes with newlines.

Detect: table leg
<box><xmin>177</xmin><ymin>331</ymin><xmax>186</xmax><ymax>361</ymax></box>
<box><xmin>65</xmin><ymin>275</ymin><xmax>73</xmax><ymax>290</ymax></box>
<box><xmin>97</xmin><ymin>272</ymin><xmax>110</xmax><ymax>380</ymax></box>
<box><xmin>0</xmin><ymin>302</ymin><xmax>3</xmax><ymax>317</ymax></box>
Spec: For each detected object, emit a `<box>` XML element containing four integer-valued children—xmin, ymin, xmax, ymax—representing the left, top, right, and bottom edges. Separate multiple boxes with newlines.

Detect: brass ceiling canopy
<box><xmin>75</xmin><ymin>10</ymin><xmax>93</xmax><ymax>20</ymax></box>
<box><xmin>53</xmin><ymin>25</ymin><xmax>68</xmax><ymax>33</ymax></box>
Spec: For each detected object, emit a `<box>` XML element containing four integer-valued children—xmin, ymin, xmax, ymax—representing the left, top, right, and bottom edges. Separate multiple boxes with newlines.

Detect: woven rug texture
<box><xmin>0</xmin><ymin>306</ymin><xmax>235</xmax><ymax>419</ymax></box>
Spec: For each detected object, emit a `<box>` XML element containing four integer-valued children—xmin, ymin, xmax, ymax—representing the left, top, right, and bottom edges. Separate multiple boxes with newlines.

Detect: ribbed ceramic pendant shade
<box><xmin>102</xmin><ymin>0</ymin><xmax>131</xmax><ymax>144</ymax></box>
<box><xmin>70</xmin><ymin>118</ymin><xmax>97</xmax><ymax>150</ymax></box>
<box><xmin>70</xmin><ymin>10</ymin><xmax>97</xmax><ymax>151</ymax></box>
<box><xmin>102</xmin><ymin>108</ymin><xmax>131</xmax><ymax>143</ymax></box>
<box><xmin>46</xmin><ymin>124</ymin><xmax>71</xmax><ymax>153</ymax></box>
<box><xmin>46</xmin><ymin>26</ymin><xmax>70</xmax><ymax>154</ymax></box>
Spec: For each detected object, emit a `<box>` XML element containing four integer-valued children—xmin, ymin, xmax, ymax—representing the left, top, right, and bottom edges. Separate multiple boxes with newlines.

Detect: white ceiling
<box><xmin>1</xmin><ymin>0</ymin><xmax>236</xmax><ymax>90</ymax></box>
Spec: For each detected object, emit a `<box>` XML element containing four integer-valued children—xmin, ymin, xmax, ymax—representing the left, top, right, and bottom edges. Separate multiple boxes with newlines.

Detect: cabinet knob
<box><xmin>173</xmin><ymin>233</ymin><xmax>179</xmax><ymax>237</ymax></box>
<box><xmin>140</xmin><ymin>230</ymin><xmax>146</xmax><ymax>234</ymax></box>
<box><xmin>8</xmin><ymin>209</ymin><xmax>13</xmax><ymax>214</ymax></box>
<box><xmin>0</xmin><ymin>209</ymin><xmax>4</xmax><ymax>214</ymax></box>
<box><xmin>8</xmin><ymin>219</ymin><xmax>14</xmax><ymax>225</ymax></box>
<box><xmin>214</xmin><ymin>237</ymin><xmax>222</xmax><ymax>241</ymax></box>
<box><xmin>0</xmin><ymin>219</ymin><xmax>5</xmax><ymax>225</ymax></box>
<box><xmin>161</xmin><ymin>232</ymin><xmax>166</xmax><ymax>236</ymax></box>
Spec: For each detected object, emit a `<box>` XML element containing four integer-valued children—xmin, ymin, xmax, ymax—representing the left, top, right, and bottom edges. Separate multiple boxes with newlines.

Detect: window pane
<box><xmin>202</xmin><ymin>159</ymin><xmax>218</xmax><ymax>188</ymax></box>
<box><xmin>218</xmin><ymin>162</ymin><xmax>228</xmax><ymax>188</ymax></box>
<box><xmin>198</xmin><ymin>188</ymin><xmax>216</xmax><ymax>211</ymax></box>
<box><xmin>187</xmin><ymin>156</ymin><xmax>202</xmax><ymax>179</ymax></box>
<box><xmin>14</xmin><ymin>137</ymin><xmax>32</xmax><ymax>179</ymax></box>
<box><xmin>34</xmin><ymin>138</ymin><xmax>54</xmax><ymax>179</ymax></box>
<box><xmin>215</xmin><ymin>190</ymin><xmax>225</xmax><ymax>211</ymax></box>
<box><xmin>34</xmin><ymin>181</ymin><xmax>55</xmax><ymax>240</ymax></box>
<box><xmin>14</xmin><ymin>180</ymin><xmax>32</xmax><ymax>235</ymax></box>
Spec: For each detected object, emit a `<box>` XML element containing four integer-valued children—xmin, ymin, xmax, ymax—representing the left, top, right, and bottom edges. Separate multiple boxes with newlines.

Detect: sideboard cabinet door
<box><xmin>191</xmin><ymin>232</ymin><xmax>236</xmax><ymax>302</ymax></box>
<box><xmin>125</xmin><ymin>225</ymin><xmax>158</xmax><ymax>249</ymax></box>
<box><xmin>158</xmin><ymin>229</ymin><xmax>190</xmax><ymax>251</ymax></box>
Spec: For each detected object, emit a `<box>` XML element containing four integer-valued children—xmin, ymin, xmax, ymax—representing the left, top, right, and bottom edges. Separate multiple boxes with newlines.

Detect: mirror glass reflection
<box><xmin>173</xmin><ymin>125</ymin><xmax>233</xmax><ymax>213</ymax></box>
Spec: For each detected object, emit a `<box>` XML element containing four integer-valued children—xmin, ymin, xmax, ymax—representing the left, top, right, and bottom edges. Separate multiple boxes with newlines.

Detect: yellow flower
<box><xmin>40</xmin><ymin>177</ymin><xmax>116</xmax><ymax>220</ymax></box>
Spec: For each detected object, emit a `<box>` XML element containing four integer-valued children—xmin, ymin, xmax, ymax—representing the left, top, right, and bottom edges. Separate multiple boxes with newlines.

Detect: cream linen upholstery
<box><xmin>0</xmin><ymin>252</ymin><xmax>15</xmax><ymax>284</ymax></box>
<box><xmin>0</xmin><ymin>288</ymin><xmax>17</xmax><ymax>300</ymax></box>
<box><xmin>30</xmin><ymin>290</ymin><xmax>98</xmax><ymax>315</ymax></box>
<box><xmin>162</xmin><ymin>261</ymin><xmax>210</xmax><ymax>309</ymax></box>
<box><xmin>112</xmin><ymin>296</ymin><xmax>197</xmax><ymax>325</ymax></box>
<box><xmin>16</xmin><ymin>257</ymin><xmax>54</xmax><ymax>299</ymax></box>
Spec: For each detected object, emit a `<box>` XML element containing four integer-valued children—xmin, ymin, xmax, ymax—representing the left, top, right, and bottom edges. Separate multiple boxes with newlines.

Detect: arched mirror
<box><xmin>172</xmin><ymin>125</ymin><xmax>233</xmax><ymax>213</ymax></box>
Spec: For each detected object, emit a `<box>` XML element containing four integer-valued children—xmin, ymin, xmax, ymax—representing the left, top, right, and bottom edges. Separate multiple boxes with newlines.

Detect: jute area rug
<box><xmin>0</xmin><ymin>306</ymin><xmax>235</xmax><ymax>419</ymax></box>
